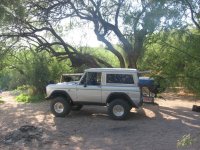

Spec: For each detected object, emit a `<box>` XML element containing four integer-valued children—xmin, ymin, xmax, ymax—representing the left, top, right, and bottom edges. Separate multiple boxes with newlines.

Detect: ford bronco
<box><xmin>46</xmin><ymin>68</ymin><xmax>142</xmax><ymax>120</ymax></box>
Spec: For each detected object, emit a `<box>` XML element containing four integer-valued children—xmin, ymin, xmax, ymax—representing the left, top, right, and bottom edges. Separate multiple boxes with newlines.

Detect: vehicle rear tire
<box><xmin>50</xmin><ymin>97</ymin><xmax>71</xmax><ymax>117</ymax></box>
<box><xmin>72</xmin><ymin>105</ymin><xmax>83</xmax><ymax>111</ymax></box>
<box><xmin>107</xmin><ymin>99</ymin><xmax>130</xmax><ymax>120</ymax></box>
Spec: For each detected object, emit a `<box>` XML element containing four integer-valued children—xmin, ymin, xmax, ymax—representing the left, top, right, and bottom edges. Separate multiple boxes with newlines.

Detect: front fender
<box><xmin>45</xmin><ymin>90</ymin><xmax>72</xmax><ymax>101</ymax></box>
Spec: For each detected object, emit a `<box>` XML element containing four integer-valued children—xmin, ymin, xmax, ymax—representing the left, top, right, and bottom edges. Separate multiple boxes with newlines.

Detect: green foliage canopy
<box><xmin>139</xmin><ymin>29</ymin><xmax>200</xmax><ymax>95</ymax></box>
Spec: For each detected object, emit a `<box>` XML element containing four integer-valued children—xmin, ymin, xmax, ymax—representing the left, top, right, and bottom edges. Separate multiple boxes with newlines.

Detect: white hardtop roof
<box><xmin>85</xmin><ymin>68</ymin><xmax>138</xmax><ymax>73</ymax></box>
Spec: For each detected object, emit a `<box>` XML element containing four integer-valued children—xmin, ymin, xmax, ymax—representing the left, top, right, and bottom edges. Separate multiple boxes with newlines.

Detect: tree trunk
<box><xmin>127</xmin><ymin>30</ymin><xmax>146</xmax><ymax>68</ymax></box>
<box><xmin>127</xmin><ymin>53</ymin><xmax>137</xmax><ymax>68</ymax></box>
<box><xmin>126</xmin><ymin>44</ymin><xmax>142</xmax><ymax>69</ymax></box>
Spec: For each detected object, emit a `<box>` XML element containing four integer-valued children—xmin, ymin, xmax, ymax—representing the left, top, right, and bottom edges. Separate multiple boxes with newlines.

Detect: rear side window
<box><xmin>106</xmin><ymin>74</ymin><xmax>134</xmax><ymax>84</ymax></box>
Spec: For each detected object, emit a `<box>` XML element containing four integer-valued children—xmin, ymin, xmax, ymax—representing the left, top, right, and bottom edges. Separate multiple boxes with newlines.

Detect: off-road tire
<box><xmin>107</xmin><ymin>99</ymin><xmax>130</xmax><ymax>120</ymax></box>
<box><xmin>50</xmin><ymin>97</ymin><xmax>71</xmax><ymax>117</ymax></box>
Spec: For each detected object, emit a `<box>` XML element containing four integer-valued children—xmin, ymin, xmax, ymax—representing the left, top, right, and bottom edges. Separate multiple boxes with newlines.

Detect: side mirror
<box><xmin>84</xmin><ymin>82</ymin><xmax>87</xmax><ymax>87</ymax></box>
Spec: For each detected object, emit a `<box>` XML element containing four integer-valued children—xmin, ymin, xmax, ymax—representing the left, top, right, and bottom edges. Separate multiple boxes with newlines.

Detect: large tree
<box><xmin>0</xmin><ymin>0</ymin><xmax>184</xmax><ymax>68</ymax></box>
<box><xmin>0</xmin><ymin>0</ymin><xmax>24</xmax><ymax>24</ymax></box>
<box><xmin>181</xmin><ymin>0</ymin><xmax>200</xmax><ymax>30</ymax></box>
<box><xmin>0</xmin><ymin>0</ymin><xmax>25</xmax><ymax>70</ymax></box>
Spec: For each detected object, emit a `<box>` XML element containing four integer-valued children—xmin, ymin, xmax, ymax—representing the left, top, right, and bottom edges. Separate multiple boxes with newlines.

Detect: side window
<box><xmin>106</xmin><ymin>74</ymin><xmax>134</xmax><ymax>84</ymax></box>
<box><xmin>80</xmin><ymin>74</ymin><xmax>87</xmax><ymax>85</ymax></box>
<box><xmin>87</xmin><ymin>72</ymin><xmax>101</xmax><ymax>85</ymax></box>
<box><xmin>80</xmin><ymin>72</ymin><xmax>101</xmax><ymax>85</ymax></box>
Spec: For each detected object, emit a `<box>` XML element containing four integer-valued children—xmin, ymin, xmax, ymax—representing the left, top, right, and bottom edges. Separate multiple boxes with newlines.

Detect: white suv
<box><xmin>46</xmin><ymin>68</ymin><xmax>142</xmax><ymax>120</ymax></box>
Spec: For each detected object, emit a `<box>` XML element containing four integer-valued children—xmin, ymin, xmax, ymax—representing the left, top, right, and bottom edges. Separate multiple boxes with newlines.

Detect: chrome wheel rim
<box><xmin>113</xmin><ymin>105</ymin><xmax>124</xmax><ymax>117</ymax></box>
<box><xmin>54</xmin><ymin>102</ymin><xmax>64</xmax><ymax>113</ymax></box>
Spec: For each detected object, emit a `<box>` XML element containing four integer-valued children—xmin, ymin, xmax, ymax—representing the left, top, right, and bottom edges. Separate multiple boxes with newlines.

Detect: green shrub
<box><xmin>0</xmin><ymin>96</ymin><xmax>4</xmax><ymax>104</ymax></box>
<box><xmin>139</xmin><ymin>30</ymin><xmax>200</xmax><ymax>96</ymax></box>
<box><xmin>177</xmin><ymin>134</ymin><xmax>194</xmax><ymax>148</ymax></box>
<box><xmin>16</xmin><ymin>93</ymin><xmax>44</xmax><ymax>103</ymax></box>
<box><xmin>14</xmin><ymin>85</ymin><xmax>44</xmax><ymax>103</ymax></box>
<box><xmin>16</xmin><ymin>85</ymin><xmax>36</xmax><ymax>94</ymax></box>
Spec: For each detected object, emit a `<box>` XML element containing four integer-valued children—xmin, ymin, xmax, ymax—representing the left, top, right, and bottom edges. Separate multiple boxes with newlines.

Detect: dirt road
<box><xmin>0</xmin><ymin>92</ymin><xmax>200</xmax><ymax>150</ymax></box>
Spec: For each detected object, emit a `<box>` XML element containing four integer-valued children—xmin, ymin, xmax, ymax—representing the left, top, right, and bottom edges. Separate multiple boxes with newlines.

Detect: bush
<box><xmin>177</xmin><ymin>134</ymin><xmax>194</xmax><ymax>148</ymax></box>
<box><xmin>17</xmin><ymin>85</ymin><xmax>37</xmax><ymax>95</ymax></box>
<box><xmin>0</xmin><ymin>96</ymin><xmax>4</xmax><ymax>104</ymax></box>
<box><xmin>138</xmin><ymin>30</ymin><xmax>200</xmax><ymax>96</ymax></box>
<box><xmin>16</xmin><ymin>93</ymin><xmax>44</xmax><ymax>103</ymax></box>
<box><xmin>13</xmin><ymin>85</ymin><xmax>44</xmax><ymax>103</ymax></box>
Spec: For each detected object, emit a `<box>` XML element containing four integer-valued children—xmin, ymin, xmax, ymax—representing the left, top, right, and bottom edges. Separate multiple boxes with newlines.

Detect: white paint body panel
<box><xmin>76</xmin><ymin>85</ymin><xmax>102</xmax><ymax>102</ymax></box>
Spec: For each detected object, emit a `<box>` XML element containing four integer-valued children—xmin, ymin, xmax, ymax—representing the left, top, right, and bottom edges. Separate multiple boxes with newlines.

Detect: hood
<box><xmin>46</xmin><ymin>81</ymin><xmax>78</xmax><ymax>89</ymax></box>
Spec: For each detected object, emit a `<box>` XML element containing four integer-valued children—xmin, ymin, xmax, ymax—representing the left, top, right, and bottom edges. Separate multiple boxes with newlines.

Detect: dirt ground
<box><xmin>0</xmin><ymin>91</ymin><xmax>200</xmax><ymax>150</ymax></box>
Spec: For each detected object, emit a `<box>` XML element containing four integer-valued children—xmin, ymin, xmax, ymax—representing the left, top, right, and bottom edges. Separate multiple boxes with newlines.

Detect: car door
<box><xmin>76</xmin><ymin>72</ymin><xmax>102</xmax><ymax>103</ymax></box>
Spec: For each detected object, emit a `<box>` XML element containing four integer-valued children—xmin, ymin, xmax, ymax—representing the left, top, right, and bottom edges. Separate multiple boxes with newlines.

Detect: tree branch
<box><xmin>115</xmin><ymin>0</ymin><xmax>124</xmax><ymax>27</ymax></box>
<box><xmin>93</xmin><ymin>19</ymin><xmax>125</xmax><ymax>68</ymax></box>
<box><xmin>160</xmin><ymin>40</ymin><xmax>200</xmax><ymax>62</ymax></box>
<box><xmin>184</xmin><ymin>0</ymin><xmax>200</xmax><ymax>30</ymax></box>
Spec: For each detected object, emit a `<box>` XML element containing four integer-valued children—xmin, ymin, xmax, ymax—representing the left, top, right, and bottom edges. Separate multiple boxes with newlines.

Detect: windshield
<box><xmin>60</xmin><ymin>74</ymin><xmax>82</xmax><ymax>82</ymax></box>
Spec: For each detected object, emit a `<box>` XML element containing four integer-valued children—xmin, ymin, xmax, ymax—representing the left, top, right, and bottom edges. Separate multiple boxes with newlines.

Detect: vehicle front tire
<box><xmin>72</xmin><ymin>105</ymin><xmax>83</xmax><ymax>111</ymax></box>
<box><xmin>108</xmin><ymin>99</ymin><xmax>130</xmax><ymax>120</ymax></box>
<box><xmin>50</xmin><ymin>97</ymin><xmax>71</xmax><ymax>117</ymax></box>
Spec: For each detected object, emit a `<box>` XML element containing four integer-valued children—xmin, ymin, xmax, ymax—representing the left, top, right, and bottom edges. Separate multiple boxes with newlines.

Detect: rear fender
<box><xmin>106</xmin><ymin>92</ymin><xmax>137</xmax><ymax>108</ymax></box>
